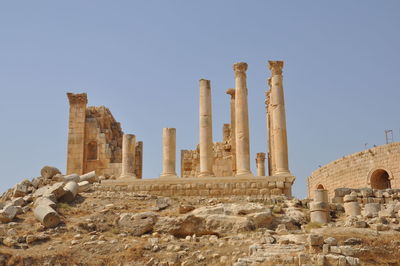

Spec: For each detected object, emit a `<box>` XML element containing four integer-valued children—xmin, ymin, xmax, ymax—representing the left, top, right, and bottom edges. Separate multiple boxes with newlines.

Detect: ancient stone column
<box><xmin>134</xmin><ymin>141</ymin><xmax>143</xmax><ymax>179</ymax></box>
<box><xmin>268</xmin><ymin>61</ymin><xmax>290</xmax><ymax>175</ymax></box>
<box><xmin>120</xmin><ymin>134</ymin><xmax>137</xmax><ymax>179</ymax></box>
<box><xmin>160</xmin><ymin>128</ymin><xmax>178</xmax><ymax>178</ymax></box>
<box><xmin>256</xmin><ymin>152</ymin><xmax>266</xmax><ymax>176</ymax></box>
<box><xmin>66</xmin><ymin>93</ymin><xmax>88</xmax><ymax>175</ymax></box>
<box><xmin>233</xmin><ymin>62</ymin><xmax>252</xmax><ymax>177</ymax></box>
<box><xmin>226</xmin><ymin>88</ymin><xmax>236</xmax><ymax>176</ymax></box>
<box><xmin>198</xmin><ymin>79</ymin><xmax>214</xmax><ymax>177</ymax></box>
<box><xmin>310</xmin><ymin>189</ymin><xmax>330</xmax><ymax>224</ymax></box>
<box><xmin>265</xmin><ymin>81</ymin><xmax>276</xmax><ymax>176</ymax></box>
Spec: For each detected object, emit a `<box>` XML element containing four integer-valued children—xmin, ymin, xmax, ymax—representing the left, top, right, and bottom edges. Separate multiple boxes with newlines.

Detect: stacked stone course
<box><xmin>308</xmin><ymin>142</ymin><xmax>400</xmax><ymax>199</ymax></box>
<box><xmin>98</xmin><ymin>176</ymin><xmax>295</xmax><ymax>198</ymax></box>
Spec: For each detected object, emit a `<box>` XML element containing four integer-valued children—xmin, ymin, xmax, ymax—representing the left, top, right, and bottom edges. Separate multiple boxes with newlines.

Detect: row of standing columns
<box><xmin>120</xmin><ymin>61</ymin><xmax>291</xmax><ymax>179</ymax></box>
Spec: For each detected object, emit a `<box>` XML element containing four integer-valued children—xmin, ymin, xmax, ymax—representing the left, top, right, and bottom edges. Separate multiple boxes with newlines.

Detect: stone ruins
<box><xmin>66</xmin><ymin>93</ymin><xmax>143</xmax><ymax>179</ymax></box>
<box><xmin>66</xmin><ymin>61</ymin><xmax>295</xmax><ymax>198</ymax></box>
<box><xmin>2</xmin><ymin>60</ymin><xmax>400</xmax><ymax>266</ymax></box>
<box><xmin>308</xmin><ymin>142</ymin><xmax>400</xmax><ymax>200</ymax></box>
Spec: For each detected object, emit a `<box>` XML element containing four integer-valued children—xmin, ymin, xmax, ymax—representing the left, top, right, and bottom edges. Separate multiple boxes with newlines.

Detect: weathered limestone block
<box><xmin>63</xmin><ymin>174</ymin><xmax>80</xmax><ymax>183</ymax></box>
<box><xmin>0</xmin><ymin>205</ymin><xmax>18</xmax><ymax>223</ymax></box>
<box><xmin>310</xmin><ymin>211</ymin><xmax>329</xmax><ymax>224</ymax></box>
<box><xmin>118</xmin><ymin>212</ymin><xmax>158</xmax><ymax>236</ymax></box>
<box><xmin>49</xmin><ymin>182</ymin><xmax>67</xmax><ymax>199</ymax></box>
<box><xmin>363</xmin><ymin>203</ymin><xmax>381</xmax><ymax>218</ymax></box>
<box><xmin>32</xmin><ymin>182</ymin><xmax>65</xmax><ymax>200</ymax></box>
<box><xmin>34</xmin><ymin>205</ymin><xmax>60</xmax><ymax>228</ymax></box>
<box><xmin>276</xmin><ymin>181</ymin><xmax>285</xmax><ymax>189</ymax></box>
<box><xmin>343</xmin><ymin>195</ymin><xmax>357</xmax><ymax>203</ymax></box>
<box><xmin>344</xmin><ymin>202</ymin><xmax>361</xmax><ymax>216</ymax></box>
<box><xmin>40</xmin><ymin>166</ymin><xmax>61</xmax><ymax>179</ymax></box>
<box><xmin>59</xmin><ymin>181</ymin><xmax>79</xmax><ymax>202</ymax></box>
<box><xmin>78</xmin><ymin>181</ymin><xmax>91</xmax><ymax>192</ymax></box>
<box><xmin>13</xmin><ymin>183</ymin><xmax>29</xmax><ymax>197</ymax></box>
<box><xmin>334</xmin><ymin>188</ymin><xmax>352</xmax><ymax>197</ymax></box>
<box><xmin>34</xmin><ymin>197</ymin><xmax>57</xmax><ymax>209</ymax></box>
<box><xmin>80</xmin><ymin>171</ymin><xmax>97</xmax><ymax>183</ymax></box>
<box><xmin>11</xmin><ymin>197</ymin><xmax>25</xmax><ymax>207</ymax></box>
<box><xmin>308</xmin><ymin>234</ymin><xmax>324</xmax><ymax>246</ymax></box>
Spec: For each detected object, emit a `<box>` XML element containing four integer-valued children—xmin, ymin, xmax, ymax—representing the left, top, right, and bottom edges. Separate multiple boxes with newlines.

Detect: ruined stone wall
<box><xmin>84</xmin><ymin>106</ymin><xmax>123</xmax><ymax>175</ymax></box>
<box><xmin>308</xmin><ymin>142</ymin><xmax>400</xmax><ymax>200</ymax></box>
<box><xmin>96</xmin><ymin>176</ymin><xmax>295</xmax><ymax>198</ymax></box>
<box><xmin>66</xmin><ymin>93</ymin><xmax>142</xmax><ymax>178</ymax></box>
<box><xmin>181</xmin><ymin>124</ymin><xmax>233</xmax><ymax>177</ymax></box>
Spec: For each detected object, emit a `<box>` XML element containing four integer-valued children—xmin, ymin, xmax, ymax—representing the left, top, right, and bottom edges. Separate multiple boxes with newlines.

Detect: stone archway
<box><xmin>369</xmin><ymin>169</ymin><xmax>391</xmax><ymax>189</ymax></box>
<box><xmin>317</xmin><ymin>184</ymin><xmax>325</xmax><ymax>190</ymax></box>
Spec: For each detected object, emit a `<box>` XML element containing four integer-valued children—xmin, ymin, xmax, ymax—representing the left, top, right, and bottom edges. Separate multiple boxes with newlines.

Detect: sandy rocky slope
<box><xmin>1</xmin><ymin>166</ymin><xmax>400</xmax><ymax>265</ymax></box>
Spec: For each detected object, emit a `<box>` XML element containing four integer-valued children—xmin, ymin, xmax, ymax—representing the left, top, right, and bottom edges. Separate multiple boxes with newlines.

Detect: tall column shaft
<box><xmin>121</xmin><ymin>134</ymin><xmax>137</xmax><ymax>178</ymax></box>
<box><xmin>233</xmin><ymin>62</ymin><xmax>252</xmax><ymax>177</ymax></box>
<box><xmin>266</xmin><ymin>81</ymin><xmax>276</xmax><ymax>176</ymax></box>
<box><xmin>160</xmin><ymin>128</ymin><xmax>177</xmax><ymax>178</ymax></box>
<box><xmin>134</xmin><ymin>141</ymin><xmax>143</xmax><ymax>179</ymax></box>
<box><xmin>256</xmin><ymin>152</ymin><xmax>266</xmax><ymax>176</ymax></box>
<box><xmin>268</xmin><ymin>61</ymin><xmax>290</xmax><ymax>175</ymax></box>
<box><xmin>66</xmin><ymin>93</ymin><xmax>87</xmax><ymax>175</ymax></box>
<box><xmin>226</xmin><ymin>88</ymin><xmax>236</xmax><ymax>176</ymax></box>
<box><xmin>199</xmin><ymin>79</ymin><xmax>214</xmax><ymax>177</ymax></box>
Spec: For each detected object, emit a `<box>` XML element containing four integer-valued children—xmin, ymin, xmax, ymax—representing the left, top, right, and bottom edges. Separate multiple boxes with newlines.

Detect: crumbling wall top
<box><xmin>67</xmin><ymin>92</ymin><xmax>88</xmax><ymax>105</ymax></box>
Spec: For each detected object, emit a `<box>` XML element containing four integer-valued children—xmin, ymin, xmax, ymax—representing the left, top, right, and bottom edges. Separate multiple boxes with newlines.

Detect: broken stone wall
<box><xmin>66</xmin><ymin>93</ymin><xmax>142</xmax><ymax>178</ymax></box>
<box><xmin>96</xmin><ymin>175</ymin><xmax>295</xmax><ymax>197</ymax></box>
<box><xmin>308</xmin><ymin>142</ymin><xmax>400</xmax><ymax>200</ymax></box>
<box><xmin>181</xmin><ymin>124</ymin><xmax>233</xmax><ymax>177</ymax></box>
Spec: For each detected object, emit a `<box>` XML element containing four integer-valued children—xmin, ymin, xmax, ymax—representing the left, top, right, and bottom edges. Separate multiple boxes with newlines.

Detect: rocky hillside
<box><xmin>1</xmin><ymin>167</ymin><xmax>400</xmax><ymax>265</ymax></box>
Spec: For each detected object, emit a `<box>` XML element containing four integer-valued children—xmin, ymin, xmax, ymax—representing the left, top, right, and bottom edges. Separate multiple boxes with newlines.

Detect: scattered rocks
<box><xmin>40</xmin><ymin>166</ymin><xmax>61</xmax><ymax>179</ymax></box>
<box><xmin>118</xmin><ymin>212</ymin><xmax>158</xmax><ymax>236</ymax></box>
<box><xmin>154</xmin><ymin>197</ymin><xmax>170</xmax><ymax>211</ymax></box>
<box><xmin>179</xmin><ymin>204</ymin><xmax>195</xmax><ymax>214</ymax></box>
<box><xmin>308</xmin><ymin>234</ymin><xmax>324</xmax><ymax>246</ymax></box>
<box><xmin>344</xmin><ymin>238</ymin><xmax>362</xmax><ymax>245</ymax></box>
<box><xmin>0</xmin><ymin>205</ymin><xmax>18</xmax><ymax>223</ymax></box>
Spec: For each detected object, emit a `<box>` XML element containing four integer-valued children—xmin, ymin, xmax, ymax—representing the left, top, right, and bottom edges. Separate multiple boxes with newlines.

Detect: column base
<box><xmin>119</xmin><ymin>174</ymin><xmax>138</xmax><ymax>179</ymax></box>
<box><xmin>198</xmin><ymin>172</ymin><xmax>215</xmax><ymax>178</ymax></box>
<box><xmin>235</xmin><ymin>171</ymin><xmax>253</xmax><ymax>178</ymax></box>
<box><xmin>273</xmin><ymin>170</ymin><xmax>292</xmax><ymax>176</ymax></box>
<box><xmin>159</xmin><ymin>174</ymin><xmax>178</xmax><ymax>179</ymax></box>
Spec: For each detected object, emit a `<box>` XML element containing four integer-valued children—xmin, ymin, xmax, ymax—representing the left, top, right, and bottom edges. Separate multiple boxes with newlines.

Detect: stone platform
<box><xmin>97</xmin><ymin>175</ymin><xmax>295</xmax><ymax>197</ymax></box>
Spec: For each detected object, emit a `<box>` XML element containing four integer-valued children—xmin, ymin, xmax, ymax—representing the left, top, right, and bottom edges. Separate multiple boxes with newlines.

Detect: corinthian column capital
<box><xmin>67</xmin><ymin>92</ymin><xmax>88</xmax><ymax>105</ymax></box>
<box><xmin>233</xmin><ymin>62</ymin><xmax>248</xmax><ymax>76</ymax></box>
<box><xmin>268</xmin><ymin>61</ymin><xmax>284</xmax><ymax>76</ymax></box>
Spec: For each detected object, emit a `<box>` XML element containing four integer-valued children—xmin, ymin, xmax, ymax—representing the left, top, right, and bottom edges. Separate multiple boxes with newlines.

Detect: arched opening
<box><xmin>317</xmin><ymin>184</ymin><xmax>325</xmax><ymax>190</ymax></box>
<box><xmin>87</xmin><ymin>141</ymin><xmax>98</xmax><ymax>160</ymax></box>
<box><xmin>370</xmin><ymin>169</ymin><xmax>391</xmax><ymax>189</ymax></box>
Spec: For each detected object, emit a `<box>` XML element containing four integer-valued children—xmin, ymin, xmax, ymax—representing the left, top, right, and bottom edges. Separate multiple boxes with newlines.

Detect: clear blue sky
<box><xmin>1</xmin><ymin>1</ymin><xmax>399</xmax><ymax>198</ymax></box>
